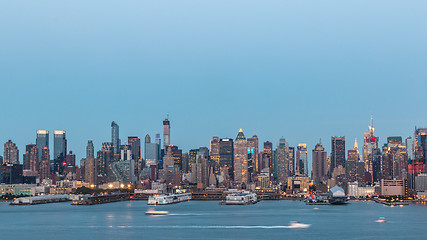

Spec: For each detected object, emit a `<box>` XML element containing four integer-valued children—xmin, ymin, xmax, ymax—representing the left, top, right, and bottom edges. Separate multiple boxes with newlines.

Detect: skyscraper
<box><xmin>128</xmin><ymin>136</ymin><xmax>141</xmax><ymax>160</ymax></box>
<box><xmin>3</xmin><ymin>140</ymin><xmax>19</xmax><ymax>164</ymax></box>
<box><xmin>145</xmin><ymin>134</ymin><xmax>159</xmax><ymax>167</ymax></box>
<box><xmin>86</xmin><ymin>140</ymin><xmax>94</xmax><ymax>158</ymax></box>
<box><xmin>39</xmin><ymin>146</ymin><xmax>50</xmax><ymax>180</ymax></box>
<box><xmin>296</xmin><ymin>144</ymin><xmax>308</xmax><ymax>175</ymax></box>
<box><xmin>23</xmin><ymin>144</ymin><xmax>36</xmax><ymax>170</ymax></box>
<box><xmin>36</xmin><ymin>130</ymin><xmax>49</xmax><ymax>162</ymax></box>
<box><xmin>414</xmin><ymin>127</ymin><xmax>427</xmax><ymax>172</ymax></box>
<box><xmin>163</xmin><ymin>116</ymin><xmax>170</xmax><ymax>148</ymax></box>
<box><xmin>210</xmin><ymin>137</ymin><xmax>220</xmax><ymax>166</ymax></box>
<box><xmin>111</xmin><ymin>121</ymin><xmax>120</xmax><ymax>154</ymax></box>
<box><xmin>312</xmin><ymin>142</ymin><xmax>328</xmax><ymax>183</ymax></box>
<box><xmin>234</xmin><ymin>129</ymin><xmax>248</xmax><ymax>184</ymax></box>
<box><xmin>53</xmin><ymin>130</ymin><xmax>67</xmax><ymax>174</ymax></box>
<box><xmin>288</xmin><ymin>146</ymin><xmax>295</xmax><ymax>177</ymax></box>
<box><xmin>331</xmin><ymin>136</ymin><xmax>346</xmax><ymax>176</ymax></box>
<box><xmin>274</xmin><ymin>138</ymin><xmax>289</xmax><ymax>183</ymax></box>
<box><xmin>247</xmin><ymin>135</ymin><xmax>259</xmax><ymax>174</ymax></box>
<box><xmin>263</xmin><ymin>141</ymin><xmax>273</xmax><ymax>176</ymax></box>
<box><xmin>220</xmin><ymin>138</ymin><xmax>234</xmax><ymax>178</ymax></box>
<box><xmin>363</xmin><ymin>116</ymin><xmax>379</xmax><ymax>181</ymax></box>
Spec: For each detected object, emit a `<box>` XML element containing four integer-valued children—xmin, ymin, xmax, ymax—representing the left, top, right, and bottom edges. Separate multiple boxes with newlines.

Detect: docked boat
<box><xmin>145</xmin><ymin>209</ymin><xmax>169</xmax><ymax>216</ymax></box>
<box><xmin>288</xmin><ymin>221</ymin><xmax>311</xmax><ymax>229</ymax></box>
<box><xmin>220</xmin><ymin>191</ymin><xmax>258</xmax><ymax>205</ymax></box>
<box><xmin>147</xmin><ymin>192</ymin><xmax>191</xmax><ymax>205</ymax></box>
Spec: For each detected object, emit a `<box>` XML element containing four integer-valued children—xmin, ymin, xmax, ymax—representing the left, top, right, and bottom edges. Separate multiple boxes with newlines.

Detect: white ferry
<box><xmin>220</xmin><ymin>191</ymin><xmax>258</xmax><ymax>205</ymax></box>
<box><xmin>147</xmin><ymin>192</ymin><xmax>191</xmax><ymax>205</ymax></box>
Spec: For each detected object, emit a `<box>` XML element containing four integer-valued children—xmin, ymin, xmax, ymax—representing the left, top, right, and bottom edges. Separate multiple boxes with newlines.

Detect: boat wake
<box><xmin>113</xmin><ymin>225</ymin><xmax>308</xmax><ymax>229</ymax></box>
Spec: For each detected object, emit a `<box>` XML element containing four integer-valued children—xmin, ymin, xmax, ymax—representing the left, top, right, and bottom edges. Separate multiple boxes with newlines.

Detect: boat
<box><xmin>145</xmin><ymin>209</ymin><xmax>169</xmax><ymax>216</ymax></box>
<box><xmin>313</xmin><ymin>207</ymin><xmax>319</xmax><ymax>210</ymax></box>
<box><xmin>148</xmin><ymin>192</ymin><xmax>191</xmax><ymax>205</ymax></box>
<box><xmin>220</xmin><ymin>191</ymin><xmax>258</xmax><ymax>205</ymax></box>
<box><xmin>375</xmin><ymin>217</ymin><xmax>387</xmax><ymax>223</ymax></box>
<box><xmin>288</xmin><ymin>221</ymin><xmax>311</xmax><ymax>229</ymax></box>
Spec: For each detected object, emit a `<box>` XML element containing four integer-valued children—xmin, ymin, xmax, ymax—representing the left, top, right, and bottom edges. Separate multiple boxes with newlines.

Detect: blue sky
<box><xmin>1</xmin><ymin>1</ymin><xmax>426</xmax><ymax>170</ymax></box>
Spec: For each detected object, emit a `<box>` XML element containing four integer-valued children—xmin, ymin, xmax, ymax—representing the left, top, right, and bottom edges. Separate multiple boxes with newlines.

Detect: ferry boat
<box><xmin>220</xmin><ymin>191</ymin><xmax>258</xmax><ymax>205</ymax></box>
<box><xmin>147</xmin><ymin>192</ymin><xmax>191</xmax><ymax>205</ymax></box>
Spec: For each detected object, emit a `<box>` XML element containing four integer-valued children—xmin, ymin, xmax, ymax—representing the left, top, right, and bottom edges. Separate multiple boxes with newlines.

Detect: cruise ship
<box><xmin>147</xmin><ymin>192</ymin><xmax>192</xmax><ymax>205</ymax></box>
<box><xmin>220</xmin><ymin>191</ymin><xmax>258</xmax><ymax>205</ymax></box>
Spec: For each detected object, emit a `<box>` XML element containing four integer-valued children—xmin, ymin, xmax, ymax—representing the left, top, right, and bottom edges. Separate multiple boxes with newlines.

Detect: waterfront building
<box><xmin>287</xmin><ymin>175</ymin><xmax>310</xmax><ymax>193</ymax></box>
<box><xmin>331</xmin><ymin>136</ymin><xmax>345</xmax><ymax>176</ymax></box>
<box><xmin>53</xmin><ymin>130</ymin><xmax>67</xmax><ymax>174</ymax></box>
<box><xmin>274</xmin><ymin>138</ymin><xmax>289</xmax><ymax>184</ymax></box>
<box><xmin>0</xmin><ymin>164</ymin><xmax>23</xmax><ymax>184</ymax></box>
<box><xmin>234</xmin><ymin>129</ymin><xmax>248</xmax><ymax>184</ymax></box>
<box><xmin>39</xmin><ymin>146</ymin><xmax>50</xmax><ymax>180</ymax></box>
<box><xmin>347</xmin><ymin>182</ymin><xmax>375</xmax><ymax>197</ymax></box>
<box><xmin>36</xmin><ymin>130</ymin><xmax>49</xmax><ymax>162</ymax></box>
<box><xmin>111</xmin><ymin>121</ymin><xmax>120</xmax><ymax>154</ymax></box>
<box><xmin>163</xmin><ymin>116</ymin><xmax>171</xmax><ymax>148</ymax></box>
<box><xmin>312</xmin><ymin>142</ymin><xmax>328</xmax><ymax>183</ymax></box>
<box><xmin>86</xmin><ymin>140</ymin><xmax>94</xmax><ymax>158</ymax></box>
<box><xmin>3</xmin><ymin>140</ymin><xmax>19</xmax><ymax>164</ymax></box>
<box><xmin>380</xmin><ymin>179</ymin><xmax>406</xmax><ymax>196</ymax></box>
<box><xmin>415</xmin><ymin>174</ymin><xmax>427</xmax><ymax>192</ymax></box>
<box><xmin>296</xmin><ymin>144</ymin><xmax>308</xmax><ymax>176</ymax></box>
<box><xmin>219</xmin><ymin>138</ymin><xmax>234</xmax><ymax>179</ymax></box>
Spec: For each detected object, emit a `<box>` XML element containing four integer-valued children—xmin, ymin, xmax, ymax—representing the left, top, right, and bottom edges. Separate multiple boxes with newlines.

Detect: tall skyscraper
<box><xmin>163</xmin><ymin>115</ymin><xmax>170</xmax><ymax>148</ymax></box>
<box><xmin>53</xmin><ymin>130</ymin><xmax>67</xmax><ymax>174</ymax></box>
<box><xmin>312</xmin><ymin>142</ymin><xmax>328</xmax><ymax>183</ymax></box>
<box><xmin>331</xmin><ymin>136</ymin><xmax>345</xmax><ymax>176</ymax></box>
<box><xmin>263</xmin><ymin>141</ymin><xmax>273</xmax><ymax>176</ymax></box>
<box><xmin>296</xmin><ymin>144</ymin><xmax>308</xmax><ymax>175</ymax></box>
<box><xmin>363</xmin><ymin>116</ymin><xmax>379</xmax><ymax>181</ymax></box>
<box><xmin>414</xmin><ymin>127</ymin><xmax>427</xmax><ymax>172</ymax></box>
<box><xmin>234</xmin><ymin>129</ymin><xmax>248</xmax><ymax>184</ymax></box>
<box><xmin>36</xmin><ymin>130</ymin><xmax>49</xmax><ymax>162</ymax></box>
<box><xmin>3</xmin><ymin>140</ymin><xmax>19</xmax><ymax>164</ymax></box>
<box><xmin>111</xmin><ymin>121</ymin><xmax>120</xmax><ymax>154</ymax></box>
<box><xmin>274</xmin><ymin>138</ymin><xmax>289</xmax><ymax>183</ymax></box>
<box><xmin>86</xmin><ymin>140</ymin><xmax>94</xmax><ymax>158</ymax></box>
<box><xmin>288</xmin><ymin>146</ymin><xmax>295</xmax><ymax>177</ymax></box>
<box><xmin>219</xmin><ymin>138</ymin><xmax>234</xmax><ymax>178</ymax></box>
<box><xmin>210</xmin><ymin>137</ymin><xmax>220</xmax><ymax>166</ymax></box>
<box><xmin>247</xmin><ymin>135</ymin><xmax>259</xmax><ymax>174</ymax></box>
<box><xmin>128</xmin><ymin>136</ymin><xmax>141</xmax><ymax>160</ymax></box>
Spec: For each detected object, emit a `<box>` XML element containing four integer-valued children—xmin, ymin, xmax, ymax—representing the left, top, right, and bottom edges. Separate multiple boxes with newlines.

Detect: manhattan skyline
<box><xmin>1</xmin><ymin>1</ymin><xmax>427</xmax><ymax>160</ymax></box>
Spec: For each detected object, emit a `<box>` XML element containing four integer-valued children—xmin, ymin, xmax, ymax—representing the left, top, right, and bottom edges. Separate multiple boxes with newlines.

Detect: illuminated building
<box><xmin>220</xmin><ymin>138</ymin><xmax>234</xmax><ymax>178</ymax></box>
<box><xmin>210</xmin><ymin>137</ymin><xmax>220</xmax><ymax>174</ymax></box>
<box><xmin>145</xmin><ymin>134</ymin><xmax>159</xmax><ymax>167</ymax></box>
<box><xmin>234</xmin><ymin>129</ymin><xmax>248</xmax><ymax>184</ymax></box>
<box><xmin>296</xmin><ymin>144</ymin><xmax>308</xmax><ymax>176</ymax></box>
<box><xmin>247</xmin><ymin>135</ymin><xmax>259</xmax><ymax>173</ymax></box>
<box><xmin>274</xmin><ymin>138</ymin><xmax>289</xmax><ymax>183</ymax></box>
<box><xmin>363</xmin><ymin>115</ymin><xmax>379</xmax><ymax>182</ymax></box>
<box><xmin>128</xmin><ymin>136</ymin><xmax>141</xmax><ymax>161</ymax></box>
<box><xmin>288</xmin><ymin>146</ymin><xmax>295</xmax><ymax>176</ymax></box>
<box><xmin>3</xmin><ymin>140</ymin><xmax>19</xmax><ymax>164</ymax></box>
<box><xmin>39</xmin><ymin>146</ymin><xmax>50</xmax><ymax>180</ymax></box>
<box><xmin>23</xmin><ymin>144</ymin><xmax>37</xmax><ymax>170</ymax></box>
<box><xmin>53</xmin><ymin>130</ymin><xmax>67</xmax><ymax>174</ymax></box>
<box><xmin>84</xmin><ymin>157</ymin><xmax>97</xmax><ymax>185</ymax></box>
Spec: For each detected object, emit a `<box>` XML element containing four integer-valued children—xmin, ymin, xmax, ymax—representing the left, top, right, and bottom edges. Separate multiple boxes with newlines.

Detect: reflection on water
<box><xmin>0</xmin><ymin>200</ymin><xmax>427</xmax><ymax>240</ymax></box>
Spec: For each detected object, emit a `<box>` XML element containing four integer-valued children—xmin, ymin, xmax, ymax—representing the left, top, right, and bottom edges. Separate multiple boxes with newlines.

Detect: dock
<box><xmin>10</xmin><ymin>194</ymin><xmax>71</xmax><ymax>205</ymax></box>
<box><xmin>72</xmin><ymin>193</ymin><xmax>131</xmax><ymax>205</ymax></box>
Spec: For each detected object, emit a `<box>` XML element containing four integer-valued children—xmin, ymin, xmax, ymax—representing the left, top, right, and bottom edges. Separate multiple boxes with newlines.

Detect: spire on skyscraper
<box><xmin>354</xmin><ymin>138</ymin><xmax>359</xmax><ymax>154</ymax></box>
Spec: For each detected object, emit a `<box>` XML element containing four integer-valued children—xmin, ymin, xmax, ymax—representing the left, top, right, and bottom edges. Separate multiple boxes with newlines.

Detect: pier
<box><xmin>10</xmin><ymin>194</ymin><xmax>71</xmax><ymax>205</ymax></box>
<box><xmin>72</xmin><ymin>193</ymin><xmax>131</xmax><ymax>205</ymax></box>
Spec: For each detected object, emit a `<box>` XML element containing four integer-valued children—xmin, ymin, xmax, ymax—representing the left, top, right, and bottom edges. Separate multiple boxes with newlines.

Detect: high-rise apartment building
<box><xmin>234</xmin><ymin>129</ymin><xmax>248</xmax><ymax>184</ymax></box>
<box><xmin>39</xmin><ymin>146</ymin><xmax>50</xmax><ymax>180</ymax></box>
<box><xmin>111</xmin><ymin>121</ymin><xmax>120</xmax><ymax>154</ymax></box>
<box><xmin>3</xmin><ymin>140</ymin><xmax>19</xmax><ymax>164</ymax></box>
<box><xmin>128</xmin><ymin>136</ymin><xmax>141</xmax><ymax>161</ymax></box>
<box><xmin>86</xmin><ymin>140</ymin><xmax>94</xmax><ymax>158</ymax></box>
<box><xmin>23</xmin><ymin>144</ymin><xmax>37</xmax><ymax>170</ymax></box>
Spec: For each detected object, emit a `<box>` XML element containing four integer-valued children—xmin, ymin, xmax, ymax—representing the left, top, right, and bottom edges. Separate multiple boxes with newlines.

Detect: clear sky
<box><xmin>1</xmin><ymin>1</ymin><xmax>426</xmax><ymax>170</ymax></box>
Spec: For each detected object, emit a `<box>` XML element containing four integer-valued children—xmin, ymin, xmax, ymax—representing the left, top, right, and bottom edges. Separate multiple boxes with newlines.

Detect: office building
<box><xmin>36</xmin><ymin>130</ymin><xmax>49</xmax><ymax>162</ymax></box>
<box><xmin>145</xmin><ymin>134</ymin><xmax>159</xmax><ymax>167</ymax></box>
<box><xmin>331</xmin><ymin>136</ymin><xmax>345</xmax><ymax>176</ymax></box>
<box><xmin>275</xmin><ymin>138</ymin><xmax>289</xmax><ymax>183</ymax></box>
<box><xmin>363</xmin><ymin>116</ymin><xmax>379</xmax><ymax>181</ymax></box>
<box><xmin>234</xmin><ymin>129</ymin><xmax>248</xmax><ymax>184</ymax></box>
<box><xmin>296</xmin><ymin>144</ymin><xmax>308</xmax><ymax>175</ymax></box>
<box><xmin>247</xmin><ymin>135</ymin><xmax>259</xmax><ymax>173</ymax></box>
<box><xmin>53</xmin><ymin>130</ymin><xmax>67</xmax><ymax>174</ymax></box>
<box><xmin>128</xmin><ymin>136</ymin><xmax>141</xmax><ymax>160</ymax></box>
<box><xmin>163</xmin><ymin>116</ymin><xmax>170</xmax><ymax>148</ymax></box>
<box><xmin>312</xmin><ymin>142</ymin><xmax>328</xmax><ymax>183</ymax></box>
<box><xmin>86</xmin><ymin>140</ymin><xmax>94</xmax><ymax>158</ymax></box>
<box><xmin>39</xmin><ymin>146</ymin><xmax>50</xmax><ymax>180</ymax></box>
<box><xmin>219</xmin><ymin>138</ymin><xmax>234</xmax><ymax>178</ymax></box>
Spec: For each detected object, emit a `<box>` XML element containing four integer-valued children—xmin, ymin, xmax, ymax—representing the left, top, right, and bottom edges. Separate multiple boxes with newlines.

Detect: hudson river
<box><xmin>1</xmin><ymin>200</ymin><xmax>426</xmax><ymax>239</ymax></box>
